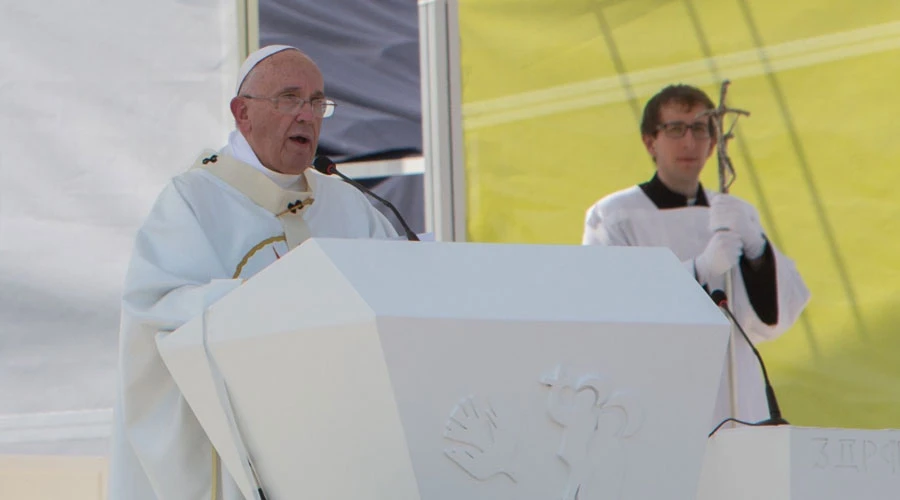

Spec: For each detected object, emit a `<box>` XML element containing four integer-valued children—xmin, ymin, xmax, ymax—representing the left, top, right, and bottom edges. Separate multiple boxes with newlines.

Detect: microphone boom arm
<box><xmin>313</xmin><ymin>156</ymin><xmax>420</xmax><ymax>242</ymax></box>
<box><xmin>329</xmin><ymin>168</ymin><xmax>420</xmax><ymax>242</ymax></box>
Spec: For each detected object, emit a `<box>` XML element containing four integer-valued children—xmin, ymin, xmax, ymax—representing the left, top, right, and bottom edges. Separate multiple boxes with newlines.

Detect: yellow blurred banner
<box><xmin>457</xmin><ymin>0</ymin><xmax>900</xmax><ymax>429</ymax></box>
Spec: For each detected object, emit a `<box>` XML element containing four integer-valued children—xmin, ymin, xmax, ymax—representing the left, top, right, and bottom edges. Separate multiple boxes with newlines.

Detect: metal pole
<box><xmin>703</xmin><ymin>79</ymin><xmax>750</xmax><ymax>424</ymax></box>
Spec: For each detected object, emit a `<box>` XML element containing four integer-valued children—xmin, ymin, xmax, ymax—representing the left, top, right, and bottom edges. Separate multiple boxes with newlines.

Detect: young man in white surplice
<box><xmin>582</xmin><ymin>84</ymin><xmax>810</xmax><ymax>431</ymax></box>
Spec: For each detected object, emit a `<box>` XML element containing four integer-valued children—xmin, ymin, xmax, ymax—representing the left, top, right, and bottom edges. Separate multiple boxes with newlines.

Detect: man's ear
<box><xmin>642</xmin><ymin>134</ymin><xmax>656</xmax><ymax>161</ymax></box>
<box><xmin>705</xmin><ymin>138</ymin><xmax>716</xmax><ymax>159</ymax></box>
<box><xmin>230</xmin><ymin>97</ymin><xmax>250</xmax><ymax>133</ymax></box>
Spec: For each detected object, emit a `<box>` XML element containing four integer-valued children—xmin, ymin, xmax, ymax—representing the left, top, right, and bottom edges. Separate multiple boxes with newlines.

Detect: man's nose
<box><xmin>678</xmin><ymin>131</ymin><xmax>697</xmax><ymax>148</ymax></box>
<box><xmin>295</xmin><ymin>101</ymin><xmax>316</xmax><ymax>121</ymax></box>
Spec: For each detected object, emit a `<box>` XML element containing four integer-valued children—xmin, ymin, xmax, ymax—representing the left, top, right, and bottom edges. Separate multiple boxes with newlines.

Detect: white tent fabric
<box><xmin>0</xmin><ymin>0</ymin><xmax>240</xmax><ymax>455</ymax></box>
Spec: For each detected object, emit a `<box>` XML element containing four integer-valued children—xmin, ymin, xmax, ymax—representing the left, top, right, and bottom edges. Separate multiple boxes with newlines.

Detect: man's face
<box><xmin>642</xmin><ymin>102</ymin><xmax>715</xmax><ymax>187</ymax></box>
<box><xmin>231</xmin><ymin>51</ymin><xmax>325</xmax><ymax>175</ymax></box>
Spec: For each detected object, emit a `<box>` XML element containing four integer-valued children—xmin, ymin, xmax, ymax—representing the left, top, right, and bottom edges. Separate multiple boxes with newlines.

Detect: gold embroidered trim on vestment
<box><xmin>232</xmin><ymin>235</ymin><xmax>287</xmax><ymax>279</ymax></box>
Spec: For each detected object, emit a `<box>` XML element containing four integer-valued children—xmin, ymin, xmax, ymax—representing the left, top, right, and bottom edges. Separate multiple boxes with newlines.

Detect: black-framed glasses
<box><xmin>657</xmin><ymin>120</ymin><xmax>712</xmax><ymax>139</ymax></box>
<box><xmin>241</xmin><ymin>94</ymin><xmax>336</xmax><ymax>118</ymax></box>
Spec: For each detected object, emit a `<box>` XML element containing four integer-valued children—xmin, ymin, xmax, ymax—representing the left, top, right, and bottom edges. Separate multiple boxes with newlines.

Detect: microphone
<box><xmin>710</xmin><ymin>289</ymin><xmax>789</xmax><ymax>429</ymax></box>
<box><xmin>313</xmin><ymin>156</ymin><xmax>419</xmax><ymax>241</ymax></box>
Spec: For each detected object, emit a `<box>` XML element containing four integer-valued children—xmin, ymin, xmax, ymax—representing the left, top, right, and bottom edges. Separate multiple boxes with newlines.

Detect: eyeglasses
<box><xmin>657</xmin><ymin>121</ymin><xmax>712</xmax><ymax>139</ymax></box>
<box><xmin>241</xmin><ymin>94</ymin><xmax>336</xmax><ymax>118</ymax></box>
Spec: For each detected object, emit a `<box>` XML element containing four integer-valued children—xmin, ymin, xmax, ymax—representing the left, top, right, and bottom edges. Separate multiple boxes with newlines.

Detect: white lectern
<box><xmin>157</xmin><ymin>238</ymin><xmax>731</xmax><ymax>500</ymax></box>
<box><xmin>697</xmin><ymin>425</ymin><xmax>900</xmax><ymax>499</ymax></box>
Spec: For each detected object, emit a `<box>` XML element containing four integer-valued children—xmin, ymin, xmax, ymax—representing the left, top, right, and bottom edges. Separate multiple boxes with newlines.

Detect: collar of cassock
<box><xmin>639</xmin><ymin>173</ymin><xmax>709</xmax><ymax>209</ymax></box>
<box><xmin>193</xmin><ymin>151</ymin><xmax>316</xmax><ymax>215</ymax></box>
<box><xmin>192</xmin><ymin>151</ymin><xmax>316</xmax><ymax>249</ymax></box>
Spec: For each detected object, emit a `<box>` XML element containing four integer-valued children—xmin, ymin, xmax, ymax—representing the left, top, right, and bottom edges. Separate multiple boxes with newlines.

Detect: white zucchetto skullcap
<box><xmin>235</xmin><ymin>45</ymin><xmax>301</xmax><ymax>95</ymax></box>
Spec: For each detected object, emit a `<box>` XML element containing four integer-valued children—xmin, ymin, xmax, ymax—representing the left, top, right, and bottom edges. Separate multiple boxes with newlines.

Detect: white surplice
<box><xmin>583</xmin><ymin>180</ymin><xmax>810</xmax><ymax>430</ymax></box>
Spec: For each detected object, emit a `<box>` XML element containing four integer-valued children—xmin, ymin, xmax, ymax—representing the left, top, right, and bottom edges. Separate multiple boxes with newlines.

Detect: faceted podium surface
<box><xmin>697</xmin><ymin>426</ymin><xmax>900</xmax><ymax>500</ymax></box>
<box><xmin>157</xmin><ymin>238</ymin><xmax>730</xmax><ymax>500</ymax></box>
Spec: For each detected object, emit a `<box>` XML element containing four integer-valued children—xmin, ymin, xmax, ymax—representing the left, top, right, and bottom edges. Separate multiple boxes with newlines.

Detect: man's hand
<box><xmin>709</xmin><ymin>194</ymin><xmax>766</xmax><ymax>259</ymax></box>
<box><xmin>693</xmin><ymin>230</ymin><xmax>743</xmax><ymax>284</ymax></box>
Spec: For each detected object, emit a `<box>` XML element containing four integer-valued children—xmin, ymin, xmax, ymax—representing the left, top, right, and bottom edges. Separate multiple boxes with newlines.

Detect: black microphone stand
<box><xmin>313</xmin><ymin>156</ymin><xmax>420</xmax><ymax>242</ymax></box>
<box><xmin>709</xmin><ymin>290</ymin><xmax>789</xmax><ymax>437</ymax></box>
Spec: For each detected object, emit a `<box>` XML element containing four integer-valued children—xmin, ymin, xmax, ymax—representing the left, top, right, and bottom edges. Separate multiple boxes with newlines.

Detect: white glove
<box><xmin>687</xmin><ymin>230</ymin><xmax>743</xmax><ymax>284</ymax></box>
<box><xmin>709</xmin><ymin>194</ymin><xmax>766</xmax><ymax>259</ymax></box>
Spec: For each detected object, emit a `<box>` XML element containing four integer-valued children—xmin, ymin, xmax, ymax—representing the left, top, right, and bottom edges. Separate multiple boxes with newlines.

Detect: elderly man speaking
<box><xmin>107</xmin><ymin>45</ymin><xmax>398</xmax><ymax>500</ymax></box>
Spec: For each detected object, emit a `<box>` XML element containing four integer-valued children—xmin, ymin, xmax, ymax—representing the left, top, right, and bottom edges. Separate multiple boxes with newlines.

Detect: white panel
<box><xmin>698</xmin><ymin>426</ymin><xmax>900</xmax><ymax>500</ymax></box>
<box><xmin>379</xmin><ymin>317</ymin><xmax>726</xmax><ymax>500</ymax></box>
<box><xmin>0</xmin><ymin>0</ymin><xmax>240</xmax><ymax>456</ymax></box>
<box><xmin>418</xmin><ymin>0</ymin><xmax>466</xmax><ymax>241</ymax></box>
<box><xmin>310</xmin><ymin>239</ymin><xmax>726</xmax><ymax>325</ymax></box>
<box><xmin>697</xmin><ymin>426</ymin><xmax>790</xmax><ymax>500</ymax></box>
<box><xmin>0</xmin><ymin>455</ymin><xmax>108</xmax><ymax>500</ymax></box>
